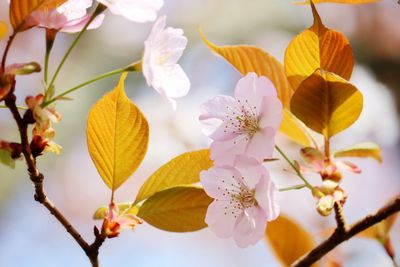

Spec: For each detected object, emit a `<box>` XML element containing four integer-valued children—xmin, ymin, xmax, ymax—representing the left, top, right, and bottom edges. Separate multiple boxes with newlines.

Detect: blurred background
<box><xmin>0</xmin><ymin>0</ymin><xmax>399</xmax><ymax>266</ymax></box>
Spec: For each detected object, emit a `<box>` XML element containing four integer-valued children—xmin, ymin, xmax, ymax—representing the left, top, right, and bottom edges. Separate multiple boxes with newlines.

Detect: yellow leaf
<box><xmin>134</xmin><ymin>149</ymin><xmax>213</xmax><ymax>204</ymax></box>
<box><xmin>137</xmin><ymin>186</ymin><xmax>212</xmax><ymax>232</ymax></box>
<box><xmin>266</xmin><ymin>214</ymin><xmax>318</xmax><ymax>267</ymax></box>
<box><xmin>296</xmin><ymin>0</ymin><xmax>379</xmax><ymax>4</ymax></box>
<box><xmin>9</xmin><ymin>0</ymin><xmax>67</xmax><ymax>32</ymax></box>
<box><xmin>285</xmin><ymin>2</ymin><xmax>354</xmax><ymax>90</ymax></box>
<box><xmin>290</xmin><ymin>70</ymin><xmax>363</xmax><ymax>138</ymax></box>
<box><xmin>280</xmin><ymin>109</ymin><xmax>313</xmax><ymax>146</ymax></box>
<box><xmin>0</xmin><ymin>21</ymin><xmax>7</xmax><ymax>40</ymax></box>
<box><xmin>93</xmin><ymin>202</ymin><xmax>139</xmax><ymax>220</ymax></box>
<box><xmin>334</xmin><ymin>142</ymin><xmax>382</xmax><ymax>163</ymax></box>
<box><xmin>87</xmin><ymin>73</ymin><xmax>149</xmax><ymax>192</ymax></box>
<box><xmin>200</xmin><ymin>30</ymin><xmax>311</xmax><ymax>146</ymax></box>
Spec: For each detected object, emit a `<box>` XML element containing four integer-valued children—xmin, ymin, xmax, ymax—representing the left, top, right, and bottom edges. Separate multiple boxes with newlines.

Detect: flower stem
<box><xmin>279</xmin><ymin>184</ymin><xmax>307</xmax><ymax>192</ymax></box>
<box><xmin>42</xmin><ymin>63</ymin><xmax>141</xmax><ymax>107</ymax></box>
<box><xmin>44</xmin><ymin>29</ymin><xmax>58</xmax><ymax>86</ymax></box>
<box><xmin>46</xmin><ymin>5</ymin><xmax>104</xmax><ymax>93</ymax></box>
<box><xmin>0</xmin><ymin>104</ymin><xmax>27</xmax><ymax>110</ymax></box>
<box><xmin>275</xmin><ymin>145</ymin><xmax>316</xmax><ymax>193</ymax></box>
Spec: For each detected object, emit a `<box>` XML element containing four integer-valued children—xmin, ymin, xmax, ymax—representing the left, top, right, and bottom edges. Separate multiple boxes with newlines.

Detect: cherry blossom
<box><xmin>142</xmin><ymin>16</ymin><xmax>190</xmax><ymax>109</ymax></box>
<box><xmin>101</xmin><ymin>203</ymin><xmax>142</xmax><ymax>238</ymax></box>
<box><xmin>25</xmin><ymin>94</ymin><xmax>62</xmax><ymax>156</ymax></box>
<box><xmin>27</xmin><ymin>0</ymin><xmax>104</xmax><ymax>33</ymax></box>
<box><xmin>299</xmin><ymin>147</ymin><xmax>361</xmax><ymax>180</ymax></box>
<box><xmin>96</xmin><ymin>0</ymin><xmax>163</xmax><ymax>22</ymax></box>
<box><xmin>200</xmin><ymin>156</ymin><xmax>279</xmax><ymax>247</ymax></box>
<box><xmin>200</xmin><ymin>72</ymin><xmax>282</xmax><ymax>165</ymax></box>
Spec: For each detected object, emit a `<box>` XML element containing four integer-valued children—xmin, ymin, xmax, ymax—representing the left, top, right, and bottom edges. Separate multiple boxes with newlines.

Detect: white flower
<box><xmin>142</xmin><ymin>16</ymin><xmax>191</xmax><ymax>109</ymax></box>
<box><xmin>96</xmin><ymin>0</ymin><xmax>163</xmax><ymax>22</ymax></box>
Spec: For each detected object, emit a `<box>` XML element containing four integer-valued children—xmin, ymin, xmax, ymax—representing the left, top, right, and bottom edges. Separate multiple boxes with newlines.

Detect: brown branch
<box><xmin>4</xmin><ymin>93</ymin><xmax>105</xmax><ymax>266</ymax></box>
<box><xmin>292</xmin><ymin>196</ymin><xmax>400</xmax><ymax>267</ymax></box>
<box><xmin>333</xmin><ymin>202</ymin><xmax>346</xmax><ymax>234</ymax></box>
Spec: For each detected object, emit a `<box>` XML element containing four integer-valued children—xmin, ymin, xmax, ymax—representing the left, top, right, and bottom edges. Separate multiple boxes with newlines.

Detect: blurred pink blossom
<box><xmin>201</xmin><ymin>156</ymin><xmax>279</xmax><ymax>247</ymax></box>
<box><xmin>27</xmin><ymin>0</ymin><xmax>104</xmax><ymax>33</ymax></box>
<box><xmin>142</xmin><ymin>16</ymin><xmax>190</xmax><ymax>109</ymax></box>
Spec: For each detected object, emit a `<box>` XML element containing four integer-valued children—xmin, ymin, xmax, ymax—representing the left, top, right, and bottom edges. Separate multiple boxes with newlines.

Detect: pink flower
<box><xmin>101</xmin><ymin>203</ymin><xmax>142</xmax><ymax>238</ymax></box>
<box><xmin>27</xmin><ymin>0</ymin><xmax>104</xmax><ymax>33</ymax></box>
<box><xmin>96</xmin><ymin>0</ymin><xmax>163</xmax><ymax>22</ymax></box>
<box><xmin>200</xmin><ymin>156</ymin><xmax>279</xmax><ymax>247</ymax></box>
<box><xmin>25</xmin><ymin>94</ymin><xmax>62</xmax><ymax>156</ymax></box>
<box><xmin>142</xmin><ymin>16</ymin><xmax>190</xmax><ymax>109</ymax></box>
<box><xmin>200</xmin><ymin>73</ymin><xmax>282</xmax><ymax>165</ymax></box>
<box><xmin>299</xmin><ymin>147</ymin><xmax>361</xmax><ymax>180</ymax></box>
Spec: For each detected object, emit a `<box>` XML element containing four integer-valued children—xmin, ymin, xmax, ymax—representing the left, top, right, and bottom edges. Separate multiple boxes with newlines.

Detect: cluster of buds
<box><xmin>25</xmin><ymin>94</ymin><xmax>62</xmax><ymax>157</ymax></box>
<box><xmin>298</xmin><ymin>147</ymin><xmax>360</xmax><ymax>216</ymax></box>
<box><xmin>101</xmin><ymin>203</ymin><xmax>142</xmax><ymax>238</ymax></box>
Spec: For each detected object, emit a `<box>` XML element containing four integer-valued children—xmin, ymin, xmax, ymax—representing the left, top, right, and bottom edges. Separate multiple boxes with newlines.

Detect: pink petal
<box><xmin>61</xmin><ymin>13</ymin><xmax>105</xmax><ymax>33</ymax></box>
<box><xmin>255</xmin><ymin>175</ymin><xmax>280</xmax><ymax>221</ymax></box>
<box><xmin>245</xmin><ymin>128</ymin><xmax>276</xmax><ymax>161</ymax></box>
<box><xmin>210</xmin><ymin>135</ymin><xmax>248</xmax><ymax>166</ymax></box>
<box><xmin>233</xmin><ymin>206</ymin><xmax>267</xmax><ymax>247</ymax></box>
<box><xmin>233</xmin><ymin>155</ymin><xmax>267</xmax><ymax>188</ymax></box>
<box><xmin>336</xmin><ymin>160</ymin><xmax>361</xmax><ymax>174</ymax></box>
<box><xmin>300</xmin><ymin>147</ymin><xmax>325</xmax><ymax>172</ymax></box>
<box><xmin>234</xmin><ymin>73</ymin><xmax>278</xmax><ymax>112</ymax></box>
<box><xmin>151</xmin><ymin>64</ymin><xmax>190</xmax><ymax>98</ymax></box>
<box><xmin>259</xmin><ymin>96</ymin><xmax>283</xmax><ymax>131</ymax></box>
<box><xmin>206</xmin><ymin>200</ymin><xmax>238</xmax><ymax>238</ymax></box>
<box><xmin>199</xmin><ymin>95</ymin><xmax>237</xmax><ymax>140</ymax></box>
<box><xmin>200</xmin><ymin>166</ymin><xmax>241</xmax><ymax>200</ymax></box>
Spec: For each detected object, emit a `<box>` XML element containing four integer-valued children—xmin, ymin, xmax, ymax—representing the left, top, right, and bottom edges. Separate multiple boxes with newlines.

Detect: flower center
<box><xmin>233</xmin><ymin>186</ymin><xmax>256</xmax><ymax>209</ymax></box>
<box><xmin>218</xmin><ymin>176</ymin><xmax>258</xmax><ymax>218</ymax></box>
<box><xmin>225</xmin><ymin>99</ymin><xmax>260</xmax><ymax>139</ymax></box>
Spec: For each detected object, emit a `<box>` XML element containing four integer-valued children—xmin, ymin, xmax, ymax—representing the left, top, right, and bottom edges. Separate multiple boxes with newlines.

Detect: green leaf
<box><xmin>334</xmin><ymin>142</ymin><xmax>382</xmax><ymax>163</ymax></box>
<box><xmin>93</xmin><ymin>202</ymin><xmax>139</xmax><ymax>220</ymax></box>
<box><xmin>134</xmin><ymin>149</ymin><xmax>213</xmax><ymax>204</ymax></box>
<box><xmin>137</xmin><ymin>186</ymin><xmax>212</xmax><ymax>232</ymax></box>
<box><xmin>290</xmin><ymin>70</ymin><xmax>363</xmax><ymax>138</ymax></box>
<box><xmin>87</xmin><ymin>73</ymin><xmax>149</xmax><ymax>193</ymax></box>
<box><xmin>0</xmin><ymin>149</ymin><xmax>15</xmax><ymax>169</ymax></box>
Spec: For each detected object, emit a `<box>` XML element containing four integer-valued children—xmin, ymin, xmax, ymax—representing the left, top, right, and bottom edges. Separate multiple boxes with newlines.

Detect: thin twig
<box><xmin>5</xmin><ymin>93</ymin><xmax>105</xmax><ymax>266</ymax></box>
<box><xmin>291</xmin><ymin>196</ymin><xmax>400</xmax><ymax>267</ymax></box>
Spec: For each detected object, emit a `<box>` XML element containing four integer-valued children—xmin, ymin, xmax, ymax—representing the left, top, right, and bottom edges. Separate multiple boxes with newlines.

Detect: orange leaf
<box><xmin>9</xmin><ymin>0</ymin><xmax>67</xmax><ymax>32</ymax></box>
<box><xmin>290</xmin><ymin>70</ymin><xmax>363</xmax><ymax>138</ymax></box>
<box><xmin>266</xmin><ymin>214</ymin><xmax>318</xmax><ymax>266</ymax></box>
<box><xmin>285</xmin><ymin>2</ymin><xmax>354</xmax><ymax>90</ymax></box>
<box><xmin>0</xmin><ymin>21</ymin><xmax>7</xmax><ymax>40</ymax></box>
